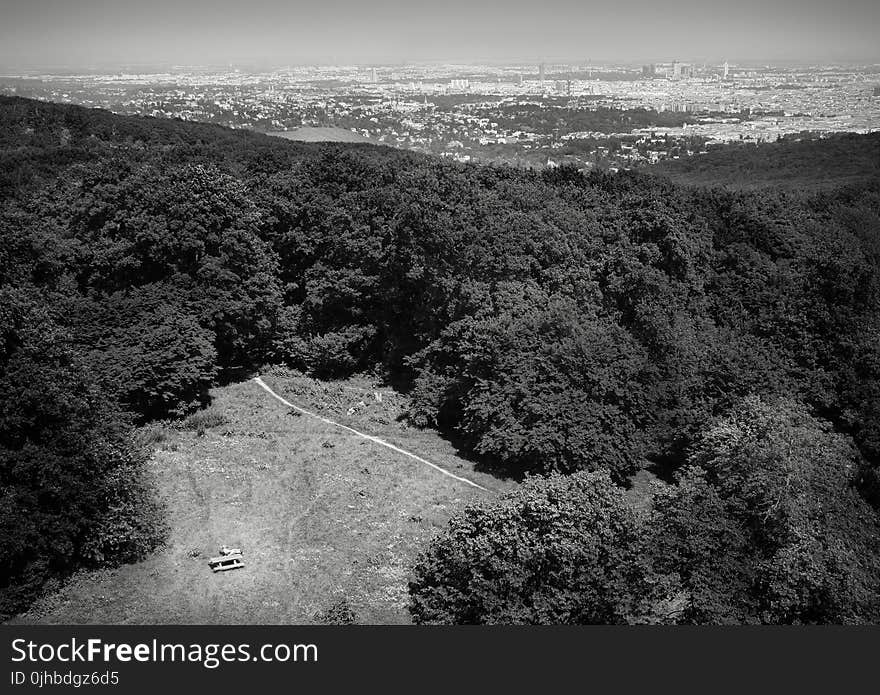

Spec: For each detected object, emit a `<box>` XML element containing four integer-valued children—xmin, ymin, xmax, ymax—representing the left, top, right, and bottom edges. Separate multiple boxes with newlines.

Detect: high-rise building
<box><xmin>642</xmin><ymin>63</ymin><xmax>656</xmax><ymax>77</ymax></box>
<box><xmin>370</xmin><ymin>67</ymin><xmax>378</xmax><ymax>83</ymax></box>
<box><xmin>672</xmin><ymin>61</ymin><xmax>681</xmax><ymax>80</ymax></box>
<box><xmin>539</xmin><ymin>62</ymin><xmax>545</xmax><ymax>84</ymax></box>
<box><xmin>723</xmin><ymin>61</ymin><xmax>729</xmax><ymax>79</ymax></box>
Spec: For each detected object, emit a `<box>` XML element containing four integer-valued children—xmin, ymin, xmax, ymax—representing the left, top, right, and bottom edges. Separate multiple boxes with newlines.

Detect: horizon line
<box><xmin>2</xmin><ymin>57</ymin><xmax>880</xmax><ymax>73</ymax></box>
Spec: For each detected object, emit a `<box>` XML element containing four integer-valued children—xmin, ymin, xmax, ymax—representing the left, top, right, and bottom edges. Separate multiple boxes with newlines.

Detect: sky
<box><xmin>1</xmin><ymin>0</ymin><xmax>879</xmax><ymax>69</ymax></box>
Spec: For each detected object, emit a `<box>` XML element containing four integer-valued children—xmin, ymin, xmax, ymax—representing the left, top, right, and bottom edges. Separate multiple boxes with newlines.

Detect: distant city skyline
<box><xmin>2</xmin><ymin>0</ymin><xmax>879</xmax><ymax>69</ymax></box>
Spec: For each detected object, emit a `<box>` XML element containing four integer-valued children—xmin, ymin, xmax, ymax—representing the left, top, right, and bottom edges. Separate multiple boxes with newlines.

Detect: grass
<box><xmin>181</xmin><ymin>407</ymin><xmax>228</xmax><ymax>432</ymax></box>
<box><xmin>266</xmin><ymin>127</ymin><xmax>378</xmax><ymax>144</ymax></box>
<box><xmin>11</xmin><ymin>374</ymin><xmax>513</xmax><ymax>625</ymax></box>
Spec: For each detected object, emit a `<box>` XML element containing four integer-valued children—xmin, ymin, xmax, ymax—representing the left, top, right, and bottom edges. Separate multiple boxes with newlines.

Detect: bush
<box><xmin>313</xmin><ymin>598</ymin><xmax>359</xmax><ymax>625</ymax></box>
<box><xmin>136</xmin><ymin>424</ymin><xmax>168</xmax><ymax>447</ymax></box>
<box><xmin>274</xmin><ymin>320</ymin><xmax>378</xmax><ymax>378</ymax></box>
<box><xmin>182</xmin><ymin>408</ymin><xmax>228</xmax><ymax>432</ymax></box>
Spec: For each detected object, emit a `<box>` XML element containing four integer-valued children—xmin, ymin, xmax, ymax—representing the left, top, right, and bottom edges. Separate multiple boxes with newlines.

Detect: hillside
<box><xmin>11</xmin><ymin>372</ymin><xmax>510</xmax><ymax>624</ymax></box>
<box><xmin>2</xmin><ymin>96</ymin><xmax>880</xmax><ymax>624</ymax></box>
<box><xmin>649</xmin><ymin>131</ymin><xmax>880</xmax><ymax>190</ymax></box>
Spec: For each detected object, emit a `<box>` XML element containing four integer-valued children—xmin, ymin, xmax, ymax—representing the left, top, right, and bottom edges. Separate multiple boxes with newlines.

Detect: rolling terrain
<box><xmin>649</xmin><ymin>131</ymin><xmax>880</xmax><ymax>190</ymax></box>
<box><xmin>3</xmin><ymin>96</ymin><xmax>879</xmax><ymax>624</ymax></box>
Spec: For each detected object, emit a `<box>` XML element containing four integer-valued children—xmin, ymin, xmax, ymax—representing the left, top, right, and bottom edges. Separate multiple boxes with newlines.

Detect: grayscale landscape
<box><xmin>2</xmin><ymin>0</ymin><xmax>880</xmax><ymax>626</ymax></box>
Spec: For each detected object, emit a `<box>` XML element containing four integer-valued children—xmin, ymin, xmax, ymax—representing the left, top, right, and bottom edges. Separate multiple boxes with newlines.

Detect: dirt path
<box><xmin>253</xmin><ymin>377</ymin><xmax>491</xmax><ymax>493</ymax></box>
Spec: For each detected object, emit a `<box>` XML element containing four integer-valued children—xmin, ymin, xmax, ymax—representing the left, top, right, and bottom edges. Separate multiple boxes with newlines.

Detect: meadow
<box><xmin>267</xmin><ymin>126</ymin><xmax>376</xmax><ymax>143</ymax></box>
<box><xmin>11</xmin><ymin>373</ymin><xmax>509</xmax><ymax>624</ymax></box>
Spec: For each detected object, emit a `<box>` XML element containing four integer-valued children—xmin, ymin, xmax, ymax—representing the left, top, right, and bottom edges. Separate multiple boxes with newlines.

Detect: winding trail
<box><xmin>252</xmin><ymin>376</ymin><xmax>491</xmax><ymax>493</ymax></box>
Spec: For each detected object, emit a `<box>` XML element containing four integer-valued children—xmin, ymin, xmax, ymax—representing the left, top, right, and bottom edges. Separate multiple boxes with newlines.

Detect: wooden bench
<box><xmin>208</xmin><ymin>552</ymin><xmax>244</xmax><ymax>572</ymax></box>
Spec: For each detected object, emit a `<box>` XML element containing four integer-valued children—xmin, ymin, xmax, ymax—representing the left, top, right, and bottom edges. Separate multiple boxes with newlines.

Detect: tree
<box><xmin>29</xmin><ymin>161</ymin><xmax>283</xmax><ymax>373</ymax></box>
<box><xmin>645</xmin><ymin>468</ymin><xmax>758</xmax><ymax>624</ymax></box>
<box><xmin>69</xmin><ymin>286</ymin><xmax>218</xmax><ymax>420</ymax></box>
<box><xmin>0</xmin><ymin>289</ymin><xmax>165</xmax><ymax>619</ymax></box>
<box><xmin>410</xmin><ymin>290</ymin><xmax>648</xmax><ymax>479</ymax></box>
<box><xmin>646</xmin><ymin>396</ymin><xmax>880</xmax><ymax>624</ymax></box>
<box><xmin>409</xmin><ymin>471</ymin><xmax>648</xmax><ymax>624</ymax></box>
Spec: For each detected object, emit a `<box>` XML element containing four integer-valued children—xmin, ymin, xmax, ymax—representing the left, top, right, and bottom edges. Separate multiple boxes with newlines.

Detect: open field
<box><xmin>266</xmin><ymin>127</ymin><xmax>378</xmax><ymax>144</ymax></box>
<box><xmin>11</xmin><ymin>372</ymin><xmax>512</xmax><ymax>625</ymax></box>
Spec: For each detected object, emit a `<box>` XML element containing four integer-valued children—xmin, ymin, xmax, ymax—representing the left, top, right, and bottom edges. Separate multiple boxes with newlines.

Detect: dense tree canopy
<box><xmin>411</xmin><ymin>398</ymin><xmax>880</xmax><ymax>624</ymax></box>
<box><xmin>2</xmin><ymin>95</ymin><xmax>879</xmax><ymax>622</ymax></box>
<box><xmin>664</xmin><ymin>397</ymin><xmax>880</xmax><ymax>624</ymax></box>
<box><xmin>409</xmin><ymin>471</ymin><xmax>648</xmax><ymax>624</ymax></box>
<box><xmin>652</xmin><ymin>132</ymin><xmax>880</xmax><ymax>191</ymax></box>
<box><xmin>3</xmin><ymin>96</ymin><xmax>878</xmax><ymax>482</ymax></box>
<box><xmin>0</xmin><ymin>289</ymin><xmax>165</xmax><ymax>619</ymax></box>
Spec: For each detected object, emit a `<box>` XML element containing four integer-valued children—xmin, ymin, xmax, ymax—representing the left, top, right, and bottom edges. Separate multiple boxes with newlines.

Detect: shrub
<box><xmin>136</xmin><ymin>424</ymin><xmax>168</xmax><ymax>447</ymax></box>
<box><xmin>182</xmin><ymin>408</ymin><xmax>227</xmax><ymax>432</ymax></box>
<box><xmin>314</xmin><ymin>598</ymin><xmax>358</xmax><ymax>625</ymax></box>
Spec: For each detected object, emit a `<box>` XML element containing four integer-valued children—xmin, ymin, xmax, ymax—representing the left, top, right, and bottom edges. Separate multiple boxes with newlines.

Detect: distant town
<box><xmin>2</xmin><ymin>60</ymin><xmax>879</xmax><ymax>171</ymax></box>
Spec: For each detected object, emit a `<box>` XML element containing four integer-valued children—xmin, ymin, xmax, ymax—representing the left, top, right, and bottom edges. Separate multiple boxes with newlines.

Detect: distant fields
<box><xmin>10</xmin><ymin>374</ymin><xmax>511</xmax><ymax>625</ymax></box>
<box><xmin>267</xmin><ymin>126</ymin><xmax>377</xmax><ymax>144</ymax></box>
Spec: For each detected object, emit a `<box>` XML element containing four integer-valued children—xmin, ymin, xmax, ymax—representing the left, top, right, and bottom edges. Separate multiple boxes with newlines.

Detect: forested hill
<box><xmin>650</xmin><ymin>131</ymin><xmax>880</xmax><ymax>190</ymax></box>
<box><xmin>3</xmin><ymin>95</ymin><xmax>880</xmax><ymax>623</ymax></box>
<box><xmin>0</xmin><ymin>95</ymin><xmax>407</xmax><ymax>198</ymax></box>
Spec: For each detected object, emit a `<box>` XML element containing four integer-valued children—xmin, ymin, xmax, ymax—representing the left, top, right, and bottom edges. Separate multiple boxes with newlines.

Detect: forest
<box><xmin>652</xmin><ymin>131</ymin><xmax>880</xmax><ymax>190</ymax></box>
<box><xmin>477</xmin><ymin>103</ymin><xmax>697</xmax><ymax>135</ymax></box>
<box><xmin>1</xmin><ymin>95</ymin><xmax>879</xmax><ymax>623</ymax></box>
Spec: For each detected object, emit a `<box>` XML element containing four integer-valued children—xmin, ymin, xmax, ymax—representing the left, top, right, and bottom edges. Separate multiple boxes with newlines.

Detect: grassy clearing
<box><xmin>266</xmin><ymin>127</ymin><xmax>378</xmax><ymax>144</ymax></box>
<box><xmin>12</xmin><ymin>374</ymin><xmax>513</xmax><ymax>625</ymax></box>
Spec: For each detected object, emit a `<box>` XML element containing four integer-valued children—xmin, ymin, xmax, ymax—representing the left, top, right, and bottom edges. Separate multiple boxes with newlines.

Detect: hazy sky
<box><xmin>1</xmin><ymin>0</ymin><xmax>879</xmax><ymax>68</ymax></box>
